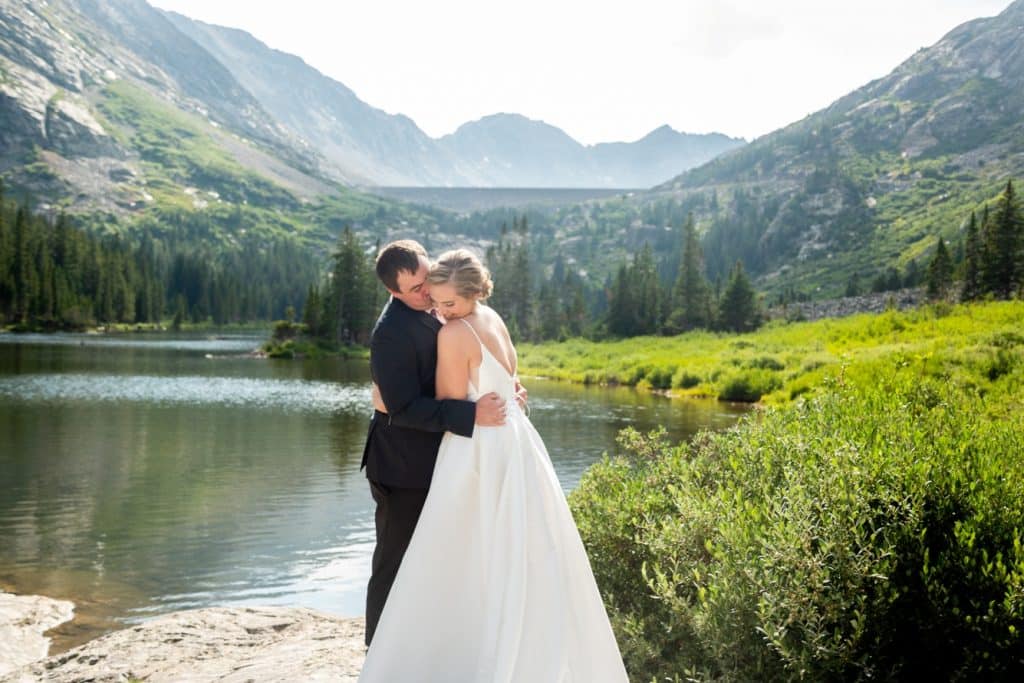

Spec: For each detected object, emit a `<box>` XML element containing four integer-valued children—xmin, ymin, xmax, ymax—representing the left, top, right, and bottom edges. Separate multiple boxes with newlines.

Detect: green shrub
<box><xmin>571</xmin><ymin>374</ymin><xmax>1024</xmax><ymax>681</ymax></box>
<box><xmin>271</xmin><ymin>319</ymin><xmax>304</xmax><ymax>341</ymax></box>
<box><xmin>265</xmin><ymin>339</ymin><xmax>295</xmax><ymax>358</ymax></box>
<box><xmin>746</xmin><ymin>355</ymin><xmax>785</xmax><ymax>371</ymax></box>
<box><xmin>717</xmin><ymin>368</ymin><xmax>782</xmax><ymax>402</ymax></box>
<box><xmin>623</xmin><ymin>364</ymin><xmax>651</xmax><ymax>385</ymax></box>
<box><xmin>673</xmin><ymin>367</ymin><xmax>703</xmax><ymax>389</ymax></box>
<box><xmin>989</xmin><ymin>331</ymin><xmax>1024</xmax><ymax>349</ymax></box>
<box><xmin>646</xmin><ymin>365</ymin><xmax>675</xmax><ymax>390</ymax></box>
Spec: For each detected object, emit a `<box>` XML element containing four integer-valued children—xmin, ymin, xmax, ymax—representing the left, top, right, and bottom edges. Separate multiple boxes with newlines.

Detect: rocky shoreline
<box><xmin>0</xmin><ymin>592</ymin><xmax>75</xmax><ymax>679</ymax></box>
<box><xmin>0</xmin><ymin>593</ymin><xmax>366</xmax><ymax>682</ymax></box>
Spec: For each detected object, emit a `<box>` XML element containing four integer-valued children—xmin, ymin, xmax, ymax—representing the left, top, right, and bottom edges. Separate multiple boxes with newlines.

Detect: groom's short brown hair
<box><xmin>375</xmin><ymin>240</ymin><xmax>428</xmax><ymax>292</ymax></box>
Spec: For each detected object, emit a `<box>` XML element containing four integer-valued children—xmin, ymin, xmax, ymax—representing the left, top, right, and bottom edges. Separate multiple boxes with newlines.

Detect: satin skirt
<box><xmin>358</xmin><ymin>407</ymin><xmax>629</xmax><ymax>682</ymax></box>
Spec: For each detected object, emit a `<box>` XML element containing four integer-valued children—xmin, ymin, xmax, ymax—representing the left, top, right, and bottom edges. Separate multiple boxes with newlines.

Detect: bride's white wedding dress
<box><xmin>359</xmin><ymin>319</ymin><xmax>629</xmax><ymax>682</ymax></box>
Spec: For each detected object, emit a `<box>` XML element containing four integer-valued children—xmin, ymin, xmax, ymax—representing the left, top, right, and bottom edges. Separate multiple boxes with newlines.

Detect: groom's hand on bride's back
<box><xmin>475</xmin><ymin>393</ymin><xmax>506</xmax><ymax>426</ymax></box>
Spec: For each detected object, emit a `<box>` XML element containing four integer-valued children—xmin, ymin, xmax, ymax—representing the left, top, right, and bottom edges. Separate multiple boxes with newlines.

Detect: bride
<box><xmin>359</xmin><ymin>249</ymin><xmax>628</xmax><ymax>682</ymax></box>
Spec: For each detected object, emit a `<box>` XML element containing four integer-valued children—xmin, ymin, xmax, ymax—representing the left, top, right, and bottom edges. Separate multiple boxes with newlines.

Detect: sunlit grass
<box><xmin>518</xmin><ymin>300</ymin><xmax>1024</xmax><ymax>404</ymax></box>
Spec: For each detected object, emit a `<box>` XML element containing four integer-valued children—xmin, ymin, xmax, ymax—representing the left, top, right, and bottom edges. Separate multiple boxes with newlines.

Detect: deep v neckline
<box><xmin>458</xmin><ymin>318</ymin><xmax>515</xmax><ymax>381</ymax></box>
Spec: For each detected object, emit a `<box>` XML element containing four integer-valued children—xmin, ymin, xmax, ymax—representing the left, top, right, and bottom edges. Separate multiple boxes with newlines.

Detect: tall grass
<box><xmin>519</xmin><ymin>300</ymin><xmax>1024</xmax><ymax>404</ymax></box>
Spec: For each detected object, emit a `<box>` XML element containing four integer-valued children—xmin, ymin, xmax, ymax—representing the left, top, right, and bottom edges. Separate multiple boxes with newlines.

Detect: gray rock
<box><xmin>767</xmin><ymin>288</ymin><xmax>926</xmax><ymax>322</ymax></box>
<box><xmin>0</xmin><ymin>592</ymin><xmax>75</xmax><ymax>678</ymax></box>
<box><xmin>1</xmin><ymin>606</ymin><xmax>366</xmax><ymax>683</ymax></box>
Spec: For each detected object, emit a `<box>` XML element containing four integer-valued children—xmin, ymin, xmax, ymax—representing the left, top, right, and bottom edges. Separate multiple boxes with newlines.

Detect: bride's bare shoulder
<box><xmin>478</xmin><ymin>303</ymin><xmax>504</xmax><ymax>326</ymax></box>
<box><xmin>480</xmin><ymin>305</ymin><xmax>512</xmax><ymax>339</ymax></box>
<box><xmin>437</xmin><ymin>318</ymin><xmax>475</xmax><ymax>348</ymax></box>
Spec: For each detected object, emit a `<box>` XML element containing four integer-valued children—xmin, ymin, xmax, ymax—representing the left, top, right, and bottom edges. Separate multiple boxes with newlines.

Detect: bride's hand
<box><xmin>372</xmin><ymin>382</ymin><xmax>388</xmax><ymax>414</ymax></box>
<box><xmin>514</xmin><ymin>378</ymin><xmax>529</xmax><ymax>416</ymax></box>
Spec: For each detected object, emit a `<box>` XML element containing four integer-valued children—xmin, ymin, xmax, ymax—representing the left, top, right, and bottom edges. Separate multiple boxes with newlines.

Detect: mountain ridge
<box><xmin>162</xmin><ymin>11</ymin><xmax>745</xmax><ymax>188</ymax></box>
<box><xmin>638</xmin><ymin>0</ymin><xmax>1024</xmax><ymax>296</ymax></box>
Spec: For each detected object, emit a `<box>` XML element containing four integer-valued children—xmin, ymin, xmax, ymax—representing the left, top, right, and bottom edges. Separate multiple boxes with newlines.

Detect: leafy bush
<box><xmin>271</xmin><ymin>319</ymin><xmax>304</xmax><ymax>341</ymax></box>
<box><xmin>265</xmin><ymin>339</ymin><xmax>295</xmax><ymax>358</ymax></box>
<box><xmin>624</xmin><ymin>364</ymin><xmax>652</xmax><ymax>385</ymax></box>
<box><xmin>717</xmin><ymin>368</ymin><xmax>782</xmax><ymax>402</ymax></box>
<box><xmin>646</xmin><ymin>365</ymin><xmax>675</xmax><ymax>390</ymax></box>
<box><xmin>673</xmin><ymin>367</ymin><xmax>703</xmax><ymax>389</ymax></box>
<box><xmin>746</xmin><ymin>355</ymin><xmax>785</xmax><ymax>371</ymax></box>
<box><xmin>571</xmin><ymin>373</ymin><xmax>1024</xmax><ymax>681</ymax></box>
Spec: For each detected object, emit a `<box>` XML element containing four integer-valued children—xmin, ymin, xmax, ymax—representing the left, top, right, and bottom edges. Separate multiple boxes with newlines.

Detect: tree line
<box><xmin>924</xmin><ymin>179</ymin><xmax>1023</xmax><ymax>302</ymax></box>
<box><xmin>0</xmin><ymin>181</ymin><xmax>317</xmax><ymax>329</ymax></box>
<box><xmin>305</xmin><ymin>178</ymin><xmax>1020</xmax><ymax>348</ymax></box>
<box><xmin>300</xmin><ymin>214</ymin><xmax>763</xmax><ymax>347</ymax></box>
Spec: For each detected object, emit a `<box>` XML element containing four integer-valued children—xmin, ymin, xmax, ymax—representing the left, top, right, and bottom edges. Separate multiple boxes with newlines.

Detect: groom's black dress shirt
<box><xmin>361</xmin><ymin>297</ymin><xmax>476</xmax><ymax>489</ymax></box>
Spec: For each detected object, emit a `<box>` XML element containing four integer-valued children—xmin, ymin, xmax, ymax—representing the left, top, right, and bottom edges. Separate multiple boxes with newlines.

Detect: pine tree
<box><xmin>486</xmin><ymin>217</ymin><xmax>534</xmax><ymax>341</ymax></box>
<box><xmin>0</xmin><ymin>181</ymin><xmax>10</xmax><ymax>320</ymax></box>
<box><xmin>902</xmin><ymin>260</ymin><xmax>922</xmax><ymax>289</ymax></box>
<box><xmin>327</xmin><ymin>226</ymin><xmax>372</xmax><ymax>345</ymax></box>
<box><xmin>511</xmin><ymin>238</ymin><xmax>534</xmax><ymax>340</ymax></box>
<box><xmin>926</xmin><ymin>237</ymin><xmax>953</xmax><ymax>300</ymax></box>
<box><xmin>961</xmin><ymin>212</ymin><xmax>983</xmax><ymax>301</ymax></box>
<box><xmin>717</xmin><ymin>260</ymin><xmax>761</xmax><ymax>333</ymax></box>
<box><xmin>633</xmin><ymin>243</ymin><xmax>661</xmax><ymax>335</ymax></box>
<box><xmin>668</xmin><ymin>214</ymin><xmax>712</xmax><ymax>332</ymax></box>
<box><xmin>302</xmin><ymin>284</ymin><xmax>322</xmax><ymax>337</ymax></box>
<box><xmin>537</xmin><ymin>281</ymin><xmax>560</xmax><ymax>340</ymax></box>
<box><xmin>172</xmin><ymin>294</ymin><xmax>186</xmax><ymax>330</ymax></box>
<box><xmin>13</xmin><ymin>206</ymin><xmax>34</xmax><ymax>323</ymax></box>
<box><xmin>982</xmin><ymin>180</ymin><xmax>1023</xmax><ymax>298</ymax></box>
<box><xmin>563</xmin><ymin>270</ymin><xmax>586</xmax><ymax>337</ymax></box>
<box><xmin>845</xmin><ymin>273</ymin><xmax>862</xmax><ymax>298</ymax></box>
<box><xmin>514</xmin><ymin>217</ymin><xmax>535</xmax><ymax>339</ymax></box>
<box><xmin>607</xmin><ymin>263</ymin><xmax>635</xmax><ymax>337</ymax></box>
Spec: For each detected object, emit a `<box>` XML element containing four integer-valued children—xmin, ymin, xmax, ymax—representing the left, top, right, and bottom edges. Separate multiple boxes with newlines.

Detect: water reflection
<box><xmin>0</xmin><ymin>333</ymin><xmax>748</xmax><ymax>652</ymax></box>
<box><xmin>0</xmin><ymin>374</ymin><xmax>371</xmax><ymax>413</ymax></box>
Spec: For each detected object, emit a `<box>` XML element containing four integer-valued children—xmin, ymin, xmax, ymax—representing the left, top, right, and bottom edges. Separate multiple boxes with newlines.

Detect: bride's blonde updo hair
<box><xmin>428</xmin><ymin>249</ymin><xmax>493</xmax><ymax>300</ymax></box>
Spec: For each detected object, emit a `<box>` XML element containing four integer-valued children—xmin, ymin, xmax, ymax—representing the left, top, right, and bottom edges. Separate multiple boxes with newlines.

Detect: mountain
<box><xmin>645</xmin><ymin>0</ymin><xmax>1024</xmax><ymax>296</ymax></box>
<box><xmin>0</xmin><ymin>0</ymin><xmax>333</xmax><ymax>214</ymax></box>
<box><xmin>438</xmin><ymin>114</ymin><xmax>591</xmax><ymax>186</ymax></box>
<box><xmin>158</xmin><ymin>13</ymin><xmax>745</xmax><ymax>188</ymax></box>
<box><xmin>590</xmin><ymin>125</ymin><xmax>744</xmax><ymax>189</ymax></box>
<box><xmin>0</xmin><ymin>0</ymin><xmax>744</xmax><ymax>216</ymax></box>
<box><xmin>435</xmin><ymin>115</ymin><xmax>743</xmax><ymax>188</ymax></box>
<box><xmin>162</xmin><ymin>12</ymin><xmax>459</xmax><ymax>186</ymax></box>
<box><xmin>6</xmin><ymin>0</ymin><xmax>1020</xmax><ymax>308</ymax></box>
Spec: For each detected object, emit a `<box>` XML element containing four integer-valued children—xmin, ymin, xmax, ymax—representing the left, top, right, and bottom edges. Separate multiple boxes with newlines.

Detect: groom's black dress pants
<box><xmin>365</xmin><ymin>479</ymin><xmax>429</xmax><ymax>646</ymax></box>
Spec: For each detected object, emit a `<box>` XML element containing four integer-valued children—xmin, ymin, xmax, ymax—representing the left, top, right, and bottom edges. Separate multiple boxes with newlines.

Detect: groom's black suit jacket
<box><xmin>360</xmin><ymin>297</ymin><xmax>476</xmax><ymax>489</ymax></box>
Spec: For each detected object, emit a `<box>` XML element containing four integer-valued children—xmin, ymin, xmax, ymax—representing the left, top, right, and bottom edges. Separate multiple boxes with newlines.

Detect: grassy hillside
<box><xmin>95</xmin><ymin>80</ymin><xmax>303</xmax><ymax>211</ymax></box>
<box><xmin>62</xmin><ymin>80</ymin><xmax>447</xmax><ymax>255</ymax></box>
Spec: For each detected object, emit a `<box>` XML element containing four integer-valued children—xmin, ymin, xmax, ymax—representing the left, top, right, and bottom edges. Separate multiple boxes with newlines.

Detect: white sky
<box><xmin>149</xmin><ymin>0</ymin><xmax>1014</xmax><ymax>145</ymax></box>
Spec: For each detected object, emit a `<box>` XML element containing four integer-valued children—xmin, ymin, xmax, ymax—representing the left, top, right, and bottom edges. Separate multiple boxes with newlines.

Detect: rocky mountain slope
<box><xmin>0</xmin><ymin>0</ymin><xmax>744</xmax><ymax>211</ymax></box>
<box><xmin>162</xmin><ymin>12</ymin><xmax>457</xmax><ymax>187</ymax></box>
<box><xmin>0</xmin><ymin>0</ymin><xmax>332</xmax><ymax>213</ymax></box>
<box><xmin>643</xmin><ymin>0</ymin><xmax>1024</xmax><ymax>295</ymax></box>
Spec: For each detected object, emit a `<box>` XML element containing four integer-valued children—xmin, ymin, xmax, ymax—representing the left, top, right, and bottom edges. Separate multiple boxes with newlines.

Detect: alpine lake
<box><xmin>0</xmin><ymin>332</ymin><xmax>748</xmax><ymax>651</ymax></box>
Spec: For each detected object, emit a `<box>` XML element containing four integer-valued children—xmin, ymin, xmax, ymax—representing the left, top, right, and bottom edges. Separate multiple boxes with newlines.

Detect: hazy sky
<box><xmin>150</xmin><ymin>0</ymin><xmax>1013</xmax><ymax>145</ymax></box>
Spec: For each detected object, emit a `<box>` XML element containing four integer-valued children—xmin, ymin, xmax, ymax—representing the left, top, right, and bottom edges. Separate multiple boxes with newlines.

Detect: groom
<box><xmin>360</xmin><ymin>239</ymin><xmax>507</xmax><ymax>646</ymax></box>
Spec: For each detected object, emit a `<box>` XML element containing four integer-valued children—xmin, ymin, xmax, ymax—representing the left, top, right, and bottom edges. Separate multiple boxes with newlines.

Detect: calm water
<box><xmin>0</xmin><ymin>332</ymin><xmax>747</xmax><ymax>650</ymax></box>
